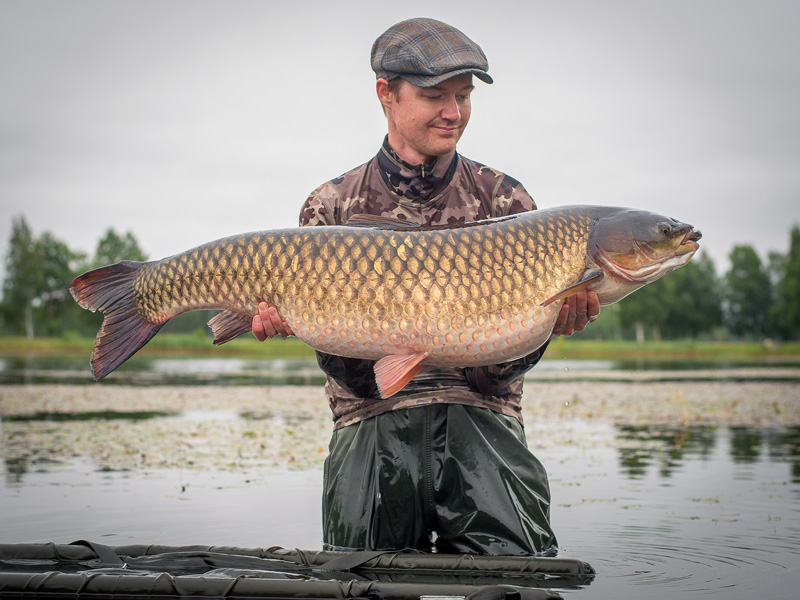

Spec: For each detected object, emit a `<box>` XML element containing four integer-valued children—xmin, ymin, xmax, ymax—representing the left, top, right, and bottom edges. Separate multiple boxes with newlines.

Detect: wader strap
<box><xmin>313</xmin><ymin>549</ymin><xmax>394</xmax><ymax>572</ymax></box>
<box><xmin>69</xmin><ymin>540</ymin><xmax>125</xmax><ymax>567</ymax></box>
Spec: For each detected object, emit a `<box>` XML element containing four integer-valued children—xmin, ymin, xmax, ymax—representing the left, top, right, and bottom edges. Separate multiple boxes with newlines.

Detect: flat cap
<box><xmin>371</xmin><ymin>18</ymin><xmax>493</xmax><ymax>88</ymax></box>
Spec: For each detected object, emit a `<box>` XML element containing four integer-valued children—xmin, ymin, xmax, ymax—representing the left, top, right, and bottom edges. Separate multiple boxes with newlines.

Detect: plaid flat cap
<box><xmin>371</xmin><ymin>18</ymin><xmax>493</xmax><ymax>87</ymax></box>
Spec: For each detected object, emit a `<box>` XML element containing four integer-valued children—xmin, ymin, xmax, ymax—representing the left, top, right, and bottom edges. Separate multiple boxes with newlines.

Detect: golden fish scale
<box><xmin>132</xmin><ymin>211</ymin><xmax>591</xmax><ymax>366</ymax></box>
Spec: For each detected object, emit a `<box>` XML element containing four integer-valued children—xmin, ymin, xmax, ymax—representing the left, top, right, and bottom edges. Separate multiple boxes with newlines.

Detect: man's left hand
<box><xmin>551</xmin><ymin>290</ymin><xmax>600</xmax><ymax>337</ymax></box>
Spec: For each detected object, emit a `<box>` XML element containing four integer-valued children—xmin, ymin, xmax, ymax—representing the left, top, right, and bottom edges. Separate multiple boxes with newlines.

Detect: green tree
<box><xmin>2</xmin><ymin>217</ymin><xmax>101</xmax><ymax>337</ymax></box>
<box><xmin>616</xmin><ymin>275</ymin><xmax>665</xmax><ymax>341</ymax></box>
<box><xmin>723</xmin><ymin>245</ymin><xmax>773</xmax><ymax>339</ymax></box>
<box><xmin>616</xmin><ymin>253</ymin><xmax>722</xmax><ymax>341</ymax></box>
<box><xmin>660</xmin><ymin>252</ymin><xmax>723</xmax><ymax>338</ymax></box>
<box><xmin>93</xmin><ymin>228</ymin><xmax>148</xmax><ymax>266</ymax></box>
<box><xmin>770</xmin><ymin>225</ymin><xmax>800</xmax><ymax>339</ymax></box>
<box><xmin>35</xmin><ymin>232</ymin><xmax>87</xmax><ymax>336</ymax></box>
<box><xmin>2</xmin><ymin>217</ymin><xmax>42</xmax><ymax>337</ymax></box>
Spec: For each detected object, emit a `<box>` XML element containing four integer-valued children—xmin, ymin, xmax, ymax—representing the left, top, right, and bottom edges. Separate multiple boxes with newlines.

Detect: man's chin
<box><xmin>427</xmin><ymin>139</ymin><xmax>459</xmax><ymax>157</ymax></box>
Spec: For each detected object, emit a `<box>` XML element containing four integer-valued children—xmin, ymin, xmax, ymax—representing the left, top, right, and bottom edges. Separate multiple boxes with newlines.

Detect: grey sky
<box><xmin>2</xmin><ymin>0</ymin><xmax>799</xmax><ymax>286</ymax></box>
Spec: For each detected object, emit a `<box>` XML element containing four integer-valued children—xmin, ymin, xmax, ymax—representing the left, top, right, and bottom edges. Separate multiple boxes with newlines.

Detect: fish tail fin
<box><xmin>70</xmin><ymin>261</ymin><xmax>163</xmax><ymax>380</ymax></box>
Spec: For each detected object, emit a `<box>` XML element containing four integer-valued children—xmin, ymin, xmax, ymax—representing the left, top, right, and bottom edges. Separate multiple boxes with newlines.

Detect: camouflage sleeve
<box><xmin>299</xmin><ymin>180</ymin><xmax>380</xmax><ymax>397</ymax></box>
<box><xmin>499</xmin><ymin>174</ymin><xmax>537</xmax><ymax>216</ymax></box>
<box><xmin>463</xmin><ymin>340</ymin><xmax>550</xmax><ymax>396</ymax></box>
<box><xmin>299</xmin><ymin>181</ymin><xmax>342</xmax><ymax>226</ymax></box>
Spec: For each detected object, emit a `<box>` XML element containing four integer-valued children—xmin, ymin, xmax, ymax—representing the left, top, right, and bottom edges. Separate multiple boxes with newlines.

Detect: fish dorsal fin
<box><xmin>345</xmin><ymin>214</ymin><xmax>423</xmax><ymax>230</ymax></box>
<box><xmin>373</xmin><ymin>352</ymin><xmax>429</xmax><ymax>398</ymax></box>
<box><xmin>541</xmin><ymin>268</ymin><xmax>605</xmax><ymax>307</ymax></box>
<box><xmin>345</xmin><ymin>213</ymin><xmax>520</xmax><ymax>232</ymax></box>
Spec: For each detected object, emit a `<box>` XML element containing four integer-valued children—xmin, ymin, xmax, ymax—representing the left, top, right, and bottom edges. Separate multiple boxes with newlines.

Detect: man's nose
<box><xmin>440</xmin><ymin>97</ymin><xmax>461</xmax><ymax>121</ymax></box>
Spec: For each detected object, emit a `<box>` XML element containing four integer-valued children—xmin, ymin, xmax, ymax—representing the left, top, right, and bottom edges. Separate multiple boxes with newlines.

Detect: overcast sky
<box><xmin>2</xmin><ymin>0</ymin><xmax>799</xmax><ymax>285</ymax></box>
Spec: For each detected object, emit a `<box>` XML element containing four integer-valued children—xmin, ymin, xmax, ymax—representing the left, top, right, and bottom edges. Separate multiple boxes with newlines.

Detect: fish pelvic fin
<box><xmin>208</xmin><ymin>310</ymin><xmax>254</xmax><ymax>345</ymax></box>
<box><xmin>374</xmin><ymin>352</ymin><xmax>429</xmax><ymax>399</ymax></box>
<box><xmin>70</xmin><ymin>261</ymin><xmax>162</xmax><ymax>380</ymax></box>
<box><xmin>542</xmin><ymin>268</ymin><xmax>605</xmax><ymax>307</ymax></box>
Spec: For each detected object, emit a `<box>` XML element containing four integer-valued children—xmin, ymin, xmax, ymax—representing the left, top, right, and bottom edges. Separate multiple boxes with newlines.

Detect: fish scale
<box><xmin>71</xmin><ymin>205</ymin><xmax>701</xmax><ymax>396</ymax></box>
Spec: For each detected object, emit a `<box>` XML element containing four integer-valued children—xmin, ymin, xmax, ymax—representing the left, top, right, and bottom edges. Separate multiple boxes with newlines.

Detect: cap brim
<box><xmin>400</xmin><ymin>68</ymin><xmax>493</xmax><ymax>88</ymax></box>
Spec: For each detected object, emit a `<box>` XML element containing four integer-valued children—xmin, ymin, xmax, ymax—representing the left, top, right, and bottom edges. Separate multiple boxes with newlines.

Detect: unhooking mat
<box><xmin>0</xmin><ymin>540</ymin><xmax>595</xmax><ymax>599</ymax></box>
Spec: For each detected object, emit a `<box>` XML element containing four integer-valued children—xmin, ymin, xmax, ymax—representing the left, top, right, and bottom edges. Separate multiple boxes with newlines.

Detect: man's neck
<box><xmin>378</xmin><ymin>137</ymin><xmax>458</xmax><ymax>202</ymax></box>
<box><xmin>385</xmin><ymin>134</ymin><xmax>437</xmax><ymax>166</ymax></box>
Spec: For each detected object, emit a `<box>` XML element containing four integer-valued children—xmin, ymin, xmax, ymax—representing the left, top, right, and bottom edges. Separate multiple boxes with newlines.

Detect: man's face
<box><xmin>382</xmin><ymin>74</ymin><xmax>474</xmax><ymax>165</ymax></box>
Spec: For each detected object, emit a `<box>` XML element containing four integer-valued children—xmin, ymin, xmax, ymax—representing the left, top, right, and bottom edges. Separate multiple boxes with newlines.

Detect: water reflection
<box><xmin>614</xmin><ymin>424</ymin><xmax>800</xmax><ymax>483</ymax></box>
<box><xmin>617</xmin><ymin>425</ymin><xmax>717</xmax><ymax>479</ymax></box>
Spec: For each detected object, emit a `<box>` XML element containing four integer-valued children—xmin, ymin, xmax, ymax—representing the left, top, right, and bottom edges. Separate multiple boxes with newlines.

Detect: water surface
<box><xmin>1</xmin><ymin>359</ymin><xmax>799</xmax><ymax>598</ymax></box>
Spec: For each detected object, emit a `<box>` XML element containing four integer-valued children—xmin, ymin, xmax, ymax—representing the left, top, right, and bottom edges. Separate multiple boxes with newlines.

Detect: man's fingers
<box><xmin>267</xmin><ymin>306</ymin><xmax>288</xmax><ymax>339</ymax></box>
<box><xmin>552</xmin><ymin>291</ymin><xmax>602</xmax><ymax>337</ymax></box>
<box><xmin>572</xmin><ymin>291</ymin><xmax>589</xmax><ymax>331</ymax></box>
<box><xmin>587</xmin><ymin>291</ymin><xmax>601</xmax><ymax>321</ymax></box>
<box><xmin>253</xmin><ymin>302</ymin><xmax>277</xmax><ymax>340</ymax></box>
<box><xmin>551</xmin><ymin>297</ymin><xmax>573</xmax><ymax>337</ymax></box>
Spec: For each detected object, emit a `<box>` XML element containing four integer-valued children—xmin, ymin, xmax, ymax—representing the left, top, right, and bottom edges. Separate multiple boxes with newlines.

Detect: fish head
<box><xmin>588</xmin><ymin>208</ymin><xmax>701</xmax><ymax>302</ymax></box>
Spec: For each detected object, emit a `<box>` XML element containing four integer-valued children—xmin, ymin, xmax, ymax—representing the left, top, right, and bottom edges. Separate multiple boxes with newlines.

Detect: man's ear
<box><xmin>376</xmin><ymin>78</ymin><xmax>393</xmax><ymax>111</ymax></box>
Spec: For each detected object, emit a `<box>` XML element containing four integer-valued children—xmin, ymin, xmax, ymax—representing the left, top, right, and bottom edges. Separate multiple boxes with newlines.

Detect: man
<box><xmin>253</xmin><ymin>18</ymin><xmax>600</xmax><ymax>555</ymax></box>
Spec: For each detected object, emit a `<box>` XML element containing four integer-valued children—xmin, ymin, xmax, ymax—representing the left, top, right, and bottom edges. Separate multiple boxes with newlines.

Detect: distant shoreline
<box><xmin>2</xmin><ymin>335</ymin><xmax>799</xmax><ymax>363</ymax></box>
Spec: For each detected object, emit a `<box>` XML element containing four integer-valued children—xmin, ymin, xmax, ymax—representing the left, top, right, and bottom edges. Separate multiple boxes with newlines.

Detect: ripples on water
<box><xmin>1</xmin><ymin>358</ymin><xmax>799</xmax><ymax>599</ymax></box>
<box><xmin>536</xmin><ymin>423</ymin><xmax>800</xmax><ymax>598</ymax></box>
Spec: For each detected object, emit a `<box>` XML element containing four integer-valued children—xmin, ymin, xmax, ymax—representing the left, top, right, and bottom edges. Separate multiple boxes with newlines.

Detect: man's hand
<box><xmin>252</xmin><ymin>302</ymin><xmax>294</xmax><ymax>341</ymax></box>
<box><xmin>551</xmin><ymin>290</ymin><xmax>600</xmax><ymax>337</ymax></box>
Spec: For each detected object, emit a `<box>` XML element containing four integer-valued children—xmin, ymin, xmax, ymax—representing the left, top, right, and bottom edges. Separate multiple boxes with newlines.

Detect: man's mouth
<box><xmin>432</xmin><ymin>125</ymin><xmax>460</xmax><ymax>134</ymax></box>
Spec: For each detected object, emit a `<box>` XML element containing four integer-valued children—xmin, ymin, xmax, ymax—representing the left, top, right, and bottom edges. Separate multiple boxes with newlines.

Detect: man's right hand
<box><xmin>252</xmin><ymin>302</ymin><xmax>294</xmax><ymax>341</ymax></box>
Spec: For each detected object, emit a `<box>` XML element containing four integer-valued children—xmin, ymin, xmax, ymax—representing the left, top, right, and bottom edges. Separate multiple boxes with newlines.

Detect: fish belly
<box><xmin>289</xmin><ymin>302</ymin><xmax>561</xmax><ymax>366</ymax></box>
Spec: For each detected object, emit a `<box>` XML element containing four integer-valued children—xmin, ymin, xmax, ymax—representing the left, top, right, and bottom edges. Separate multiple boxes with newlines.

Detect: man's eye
<box><xmin>424</xmin><ymin>95</ymin><xmax>441</xmax><ymax>100</ymax></box>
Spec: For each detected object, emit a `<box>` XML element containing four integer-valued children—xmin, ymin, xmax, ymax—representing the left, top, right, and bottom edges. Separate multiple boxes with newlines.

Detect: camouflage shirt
<box><xmin>300</xmin><ymin>138</ymin><xmax>549</xmax><ymax>428</ymax></box>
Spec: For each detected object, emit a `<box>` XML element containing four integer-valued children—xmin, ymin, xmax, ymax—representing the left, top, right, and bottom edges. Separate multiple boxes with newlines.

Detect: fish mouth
<box><xmin>683</xmin><ymin>228</ymin><xmax>702</xmax><ymax>244</ymax></box>
<box><xmin>678</xmin><ymin>228</ymin><xmax>702</xmax><ymax>253</ymax></box>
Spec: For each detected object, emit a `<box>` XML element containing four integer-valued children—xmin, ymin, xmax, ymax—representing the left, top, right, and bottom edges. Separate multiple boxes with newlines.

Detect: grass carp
<box><xmin>71</xmin><ymin>205</ymin><xmax>701</xmax><ymax>397</ymax></box>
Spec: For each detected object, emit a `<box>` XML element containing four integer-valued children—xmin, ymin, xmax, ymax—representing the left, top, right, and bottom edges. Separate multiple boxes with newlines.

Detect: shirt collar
<box><xmin>377</xmin><ymin>137</ymin><xmax>458</xmax><ymax>202</ymax></box>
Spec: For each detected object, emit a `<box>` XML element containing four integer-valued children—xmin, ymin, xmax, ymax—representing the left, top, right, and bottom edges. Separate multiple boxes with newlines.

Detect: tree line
<box><xmin>2</xmin><ymin>215</ymin><xmax>799</xmax><ymax>342</ymax></box>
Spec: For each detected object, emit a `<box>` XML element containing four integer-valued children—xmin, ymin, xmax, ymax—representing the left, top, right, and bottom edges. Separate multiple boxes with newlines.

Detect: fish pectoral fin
<box><xmin>541</xmin><ymin>268</ymin><xmax>605</xmax><ymax>307</ymax></box>
<box><xmin>345</xmin><ymin>214</ymin><xmax>423</xmax><ymax>230</ymax></box>
<box><xmin>373</xmin><ymin>352</ymin><xmax>429</xmax><ymax>399</ymax></box>
<box><xmin>208</xmin><ymin>310</ymin><xmax>255</xmax><ymax>345</ymax></box>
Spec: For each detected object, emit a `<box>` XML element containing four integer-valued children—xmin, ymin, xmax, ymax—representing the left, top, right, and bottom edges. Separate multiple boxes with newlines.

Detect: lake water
<box><xmin>1</xmin><ymin>357</ymin><xmax>799</xmax><ymax>599</ymax></box>
<box><xmin>3</xmin><ymin>353</ymin><xmax>799</xmax><ymax>386</ymax></box>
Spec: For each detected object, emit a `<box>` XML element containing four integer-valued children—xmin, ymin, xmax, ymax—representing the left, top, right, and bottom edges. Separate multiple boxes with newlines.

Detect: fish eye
<box><xmin>658</xmin><ymin>223</ymin><xmax>672</xmax><ymax>237</ymax></box>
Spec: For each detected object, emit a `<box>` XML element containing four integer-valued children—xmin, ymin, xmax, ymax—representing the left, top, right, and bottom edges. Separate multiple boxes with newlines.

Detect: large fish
<box><xmin>71</xmin><ymin>206</ymin><xmax>701</xmax><ymax>397</ymax></box>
